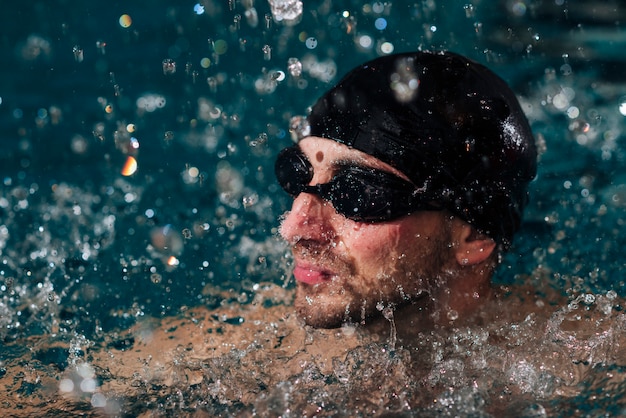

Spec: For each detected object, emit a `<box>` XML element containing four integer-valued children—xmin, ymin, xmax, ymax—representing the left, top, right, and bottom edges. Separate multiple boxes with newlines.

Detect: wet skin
<box><xmin>279</xmin><ymin>136</ymin><xmax>465</xmax><ymax>328</ymax></box>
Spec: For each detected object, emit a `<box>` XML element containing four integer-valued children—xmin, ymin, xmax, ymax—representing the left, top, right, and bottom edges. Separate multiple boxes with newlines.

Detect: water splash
<box><xmin>268</xmin><ymin>0</ymin><xmax>303</xmax><ymax>26</ymax></box>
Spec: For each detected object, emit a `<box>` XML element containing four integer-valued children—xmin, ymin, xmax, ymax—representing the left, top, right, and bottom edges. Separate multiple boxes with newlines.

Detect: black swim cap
<box><xmin>306</xmin><ymin>50</ymin><xmax>537</xmax><ymax>248</ymax></box>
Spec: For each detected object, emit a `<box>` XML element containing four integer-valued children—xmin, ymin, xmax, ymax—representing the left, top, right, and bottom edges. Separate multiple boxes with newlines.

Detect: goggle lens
<box><xmin>275</xmin><ymin>146</ymin><xmax>437</xmax><ymax>222</ymax></box>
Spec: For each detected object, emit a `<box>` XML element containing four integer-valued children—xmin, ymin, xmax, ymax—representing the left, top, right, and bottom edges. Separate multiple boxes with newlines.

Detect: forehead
<box><xmin>298</xmin><ymin>136</ymin><xmax>409</xmax><ymax>179</ymax></box>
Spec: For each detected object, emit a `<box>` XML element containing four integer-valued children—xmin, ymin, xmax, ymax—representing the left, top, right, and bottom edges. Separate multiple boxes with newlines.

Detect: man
<box><xmin>275</xmin><ymin>50</ymin><xmax>537</xmax><ymax>328</ymax></box>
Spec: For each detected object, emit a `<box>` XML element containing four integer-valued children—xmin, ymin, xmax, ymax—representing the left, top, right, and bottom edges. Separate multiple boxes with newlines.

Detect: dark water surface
<box><xmin>2</xmin><ymin>0</ymin><xmax>626</xmax><ymax>416</ymax></box>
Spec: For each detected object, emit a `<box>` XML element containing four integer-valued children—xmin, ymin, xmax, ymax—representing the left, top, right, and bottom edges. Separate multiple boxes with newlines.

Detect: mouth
<box><xmin>292</xmin><ymin>262</ymin><xmax>335</xmax><ymax>285</ymax></box>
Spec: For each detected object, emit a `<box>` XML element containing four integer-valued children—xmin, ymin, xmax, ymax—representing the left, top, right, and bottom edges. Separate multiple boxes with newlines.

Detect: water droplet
<box><xmin>619</xmin><ymin>97</ymin><xmax>626</xmax><ymax>116</ymax></box>
<box><xmin>193</xmin><ymin>3</ymin><xmax>205</xmax><ymax>15</ymax></box>
<box><xmin>268</xmin><ymin>0</ymin><xmax>303</xmax><ymax>26</ymax></box>
<box><xmin>72</xmin><ymin>45</ymin><xmax>84</xmax><ymax>62</ymax></box>
<box><xmin>121</xmin><ymin>156</ymin><xmax>137</xmax><ymax>176</ymax></box>
<box><xmin>287</xmin><ymin>58</ymin><xmax>302</xmax><ymax>77</ymax></box>
<box><xmin>245</xmin><ymin>8</ymin><xmax>259</xmax><ymax>28</ymax></box>
<box><xmin>96</xmin><ymin>40</ymin><xmax>107</xmax><ymax>54</ymax></box>
<box><xmin>390</xmin><ymin>57</ymin><xmax>419</xmax><ymax>102</ymax></box>
<box><xmin>305</xmin><ymin>37</ymin><xmax>318</xmax><ymax>49</ymax></box>
<box><xmin>372</xmin><ymin>2</ymin><xmax>385</xmax><ymax>14</ymax></box>
<box><xmin>447</xmin><ymin>310</ymin><xmax>459</xmax><ymax>321</ymax></box>
<box><xmin>162</xmin><ymin>58</ymin><xmax>176</xmax><ymax>75</ymax></box>
<box><xmin>118</xmin><ymin>14</ymin><xmax>132</xmax><ymax>28</ymax></box>
<box><xmin>214</xmin><ymin>39</ymin><xmax>228</xmax><ymax>55</ymax></box>
<box><xmin>262</xmin><ymin>44</ymin><xmax>272</xmax><ymax>61</ymax></box>
<box><xmin>357</xmin><ymin>35</ymin><xmax>373</xmax><ymax>49</ymax></box>
<box><xmin>380</xmin><ymin>41</ymin><xmax>394</xmax><ymax>54</ymax></box>
<box><xmin>271</xmin><ymin>70</ymin><xmax>285</xmax><ymax>82</ymax></box>
<box><xmin>289</xmin><ymin>115</ymin><xmax>311</xmax><ymax>141</ymax></box>
<box><xmin>243</xmin><ymin>194</ymin><xmax>259</xmax><ymax>208</ymax></box>
<box><xmin>474</xmin><ymin>22</ymin><xmax>483</xmax><ymax>35</ymax></box>
<box><xmin>510</xmin><ymin>1</ymin><xmax>527</xmax><ymax>17</ymax></box>
<box><xmin>151</xmin><ymin>225</ymin><xmax>184</xmax><ymax>257</ymax></box>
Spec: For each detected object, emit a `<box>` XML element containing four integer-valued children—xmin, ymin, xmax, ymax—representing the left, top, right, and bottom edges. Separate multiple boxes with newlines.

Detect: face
<box><xmin>279</xmin><ymin>136</ymin><xmax>456</xmax><ymax>328</ymax></box>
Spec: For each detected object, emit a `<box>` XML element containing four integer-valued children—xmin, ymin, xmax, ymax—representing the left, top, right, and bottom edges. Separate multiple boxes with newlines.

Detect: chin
<box><xmin>294</xmin><ymin>286</ymin><xmax>377</xmax><ymax>328</ymax></box>
<box><xmin>295</xmin><ymin>300</ymin><xmax>346</xmax><ymax>328</ymax></box>
<box><xmin>294</xmin><ymin>288</ymin><xmax>350</xmax><ymax>328</ymax></box>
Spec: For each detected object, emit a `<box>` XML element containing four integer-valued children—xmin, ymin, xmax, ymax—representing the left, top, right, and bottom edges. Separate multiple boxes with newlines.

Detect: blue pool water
<box><xmin>2</xmin><ymin>0</ymin><xmax>626</xmax><ymax>416</ymax></box>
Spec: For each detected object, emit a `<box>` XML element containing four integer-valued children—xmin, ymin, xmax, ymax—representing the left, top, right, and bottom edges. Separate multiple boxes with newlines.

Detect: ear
<box><xmin>453</xmin><ymin>223</ymin><xmax>496</xmax><ymax>266</ymax></box>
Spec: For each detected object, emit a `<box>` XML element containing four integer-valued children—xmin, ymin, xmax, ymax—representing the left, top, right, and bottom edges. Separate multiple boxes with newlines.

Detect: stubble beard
<box><xmin>292</xmin><ymin>233</ymin><xmax>450</xmax><ymax>329</ymax></box>
<box><xmin>291</xmin><ymin>239</ymin><xmax>358</xmax><ymax>328</ymax></box>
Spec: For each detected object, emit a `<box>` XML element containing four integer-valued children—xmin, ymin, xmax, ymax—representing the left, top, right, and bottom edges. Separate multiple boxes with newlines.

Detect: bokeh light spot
<box><xmin>118</xmin><ymin>14</ymin><xmax>132</xmax><ymax>28</ymax></box>
<box><xmin>358</xmin><ymin>35</ymin><xmax>373</xmax><ymax>49</ymax></box>
<box><xmin>121</xmin><ymin>156</ymin><xmax>138</xmax><ymax>176</ymax></box>
<box><xmin>619</xmin><ymin>100</ymin><xmax>626</xmax><ymax>116</ymax></box>
<box><xmin>214</xmin><ymin>39</ymin><xmax>228</xmax><ymax>55</ymax></box>
<box><xmin>511</xmin><ymin>1</ymin><xmax>527</xmax><ymax>17</ymax></box>
<box><xmin>372</xmin><ymin>2</ymin><xmax>385</xmax><ymax>14</ymax></box>
<box><xmin>380</xmin><ymin>42</ymin><xmax>394</xmax><ymax>54</ymax></box>
<box><xmin>193</xmin><ymin>3</ymin><xmax>205</xmax><ymax>15</ymax></box>
<box><xmin>305</xmin><ymin>37</ymin><xmax>318</xmax><ymax>49</ymax></box>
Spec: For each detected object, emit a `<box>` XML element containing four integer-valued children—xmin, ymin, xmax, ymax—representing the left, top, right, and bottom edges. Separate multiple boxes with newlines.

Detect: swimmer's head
<box><xmin>304</xmin><ymin>50</ymin><xmax>537</xmax><ymax>248</ymax></box>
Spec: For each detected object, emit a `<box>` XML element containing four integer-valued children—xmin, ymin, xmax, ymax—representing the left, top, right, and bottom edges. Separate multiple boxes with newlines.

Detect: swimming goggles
<box><xmin>275</xmin><ymin>146</ymin><xmax>441</xmax><ymax>222</ymax></box>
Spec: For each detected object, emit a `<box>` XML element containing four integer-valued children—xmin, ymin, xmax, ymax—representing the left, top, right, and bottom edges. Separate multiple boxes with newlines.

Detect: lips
<box><xmin>293</xmin><ymin>262</ymin><xmax>334</xmax><ymax>285</ymax></box>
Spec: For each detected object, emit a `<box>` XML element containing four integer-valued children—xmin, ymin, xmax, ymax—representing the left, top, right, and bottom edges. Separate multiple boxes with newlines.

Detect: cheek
<box><xmin>341</xmin><ymin>224</ymin><xmax>403</xmax><ymax>260</ymax></box>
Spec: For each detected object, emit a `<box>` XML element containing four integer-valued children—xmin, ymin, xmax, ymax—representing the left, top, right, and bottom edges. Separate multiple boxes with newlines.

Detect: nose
<box><xmin>279</xmin><ymin>192</ymin><xmax>336</xmax><ymax>244</ymax></box>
